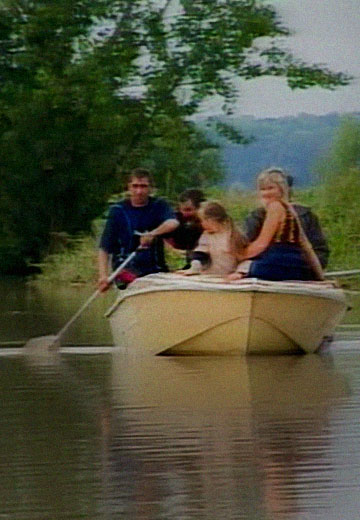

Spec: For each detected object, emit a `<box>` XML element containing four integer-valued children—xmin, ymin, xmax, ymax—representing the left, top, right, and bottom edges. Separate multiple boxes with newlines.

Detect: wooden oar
<box><xmin>325</xmin><ymin>269</ymin><xmax>360</xmax><ymax>278</ymax></box>
<box><xmin>24</xmin><ymin>248</ymin><xmax>141</xmax><ymax>352</ymax></box>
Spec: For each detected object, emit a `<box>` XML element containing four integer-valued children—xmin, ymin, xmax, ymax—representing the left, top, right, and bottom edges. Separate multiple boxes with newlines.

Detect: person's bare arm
<box><xmin>98</xmin><ymin>249</ymin><xmax>111</xmax><ymax>292</ymax></box>
<box><xmin>140</xmin><ymin>219</ymin><xmax>179</xmax><ymax>247</ymax></box>
<box><xmin>243</xmin><ymin>202</ymin><xmax>284</xmax><ymax>259</ymax></box>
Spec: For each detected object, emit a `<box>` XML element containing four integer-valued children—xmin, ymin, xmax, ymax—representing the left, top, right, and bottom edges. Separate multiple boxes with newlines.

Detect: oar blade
<box><xmin>24</xmin><ymin>334</ymin><xmax>61</xmax><ymax>353</ymax></box>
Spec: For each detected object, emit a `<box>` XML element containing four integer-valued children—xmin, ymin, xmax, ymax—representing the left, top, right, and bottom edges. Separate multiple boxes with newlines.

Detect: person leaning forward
<box><xmin>164</xmin><ymin>188</ymin><xmax>206</xmax><ymax>269</ymax></box>
<box><xmin>98</xmin><ymin>168</ymin><xmax>179</xmax><ymax>292</ymax></box>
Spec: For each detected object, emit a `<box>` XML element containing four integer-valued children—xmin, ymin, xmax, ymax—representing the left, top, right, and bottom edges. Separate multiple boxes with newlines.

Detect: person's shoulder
<box><xmin>110</xmin><ymin>198</ymin><xmax>126</xmax><ymax>208</ymax></box>
<box><xmin>150</xmin><ymin>197</ymin><xmax>176</xmax><ymax>217</ymax></box>
<box><xmin>292</xmin><ymin>203</ymin><xmax>322</xmax><ymax>222</ymax></box>
<box><xmin>106</xmin><ymin>198</ymin><xmax>129</xmax><ymax>215</ymax></box>
<box><xmin>150</xmin><ymin>196</ymin><xmax>171</xmax><ymax>208</ymax></box>
<box><xmin>292</xmin><ymin>203</ymin><xmax>311</xmax><ymax>216</ymax></box>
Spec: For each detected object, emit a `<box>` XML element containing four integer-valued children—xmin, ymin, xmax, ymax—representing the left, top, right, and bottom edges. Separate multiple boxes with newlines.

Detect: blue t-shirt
<box><xmin>100</xmin><ymin>197</ymin><xmax>175</xmax><ymax>276</ymax></box>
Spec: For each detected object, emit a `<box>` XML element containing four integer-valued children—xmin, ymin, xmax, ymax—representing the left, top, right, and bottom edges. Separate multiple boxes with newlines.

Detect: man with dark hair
<box><xmin>163</xmin><ymin>188</ymin><xmax>206</xmax><ymax>269</ymax></box>
<box><xmin>243</xmin><ymin>169</ymin><xmax>329</xmax><ymax>268</ymax></box>
<box><xmin>98</xmin><ymin>168</ymin><xmax>179</xmax><ymax>291</ymax></box>
<box><xmin>166</xmin><ymin>188</ymin><xmax>205</xmax><ymax>248</ymax></box>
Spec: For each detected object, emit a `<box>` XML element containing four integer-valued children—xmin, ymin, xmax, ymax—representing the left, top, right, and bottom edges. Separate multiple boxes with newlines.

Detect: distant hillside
<box><xmin>198</xmin><ymin>112</ymin><xmax>360</xmax><ymax>189</ymax></box>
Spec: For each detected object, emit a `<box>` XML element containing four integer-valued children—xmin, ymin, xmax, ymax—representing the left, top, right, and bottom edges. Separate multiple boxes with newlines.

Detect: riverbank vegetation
<box><xmin>0</xmin><ymin>0</ymin><xmax>350</xmax><ymax>275</ymax></box>
<box><xmin>34</xmin><ymin>117</ymin><xmax>360</xmax><ymax>285</ymax></box>
<box><xmin>314</xmin><ymin>118</ymin><xmax>360</xmax><ymax>268</ymax></box>
<box><xmin>34</xmin><ymin>115</ymin><xmax>360</xmax><ymax>285</ymax></box>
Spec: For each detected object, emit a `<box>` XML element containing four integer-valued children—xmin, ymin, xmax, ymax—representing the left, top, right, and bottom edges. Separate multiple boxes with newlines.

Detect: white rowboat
<box><xmin>106</xmin><ymin>273</ymin><xmax>348</xmax><ymax>355</ymax></box>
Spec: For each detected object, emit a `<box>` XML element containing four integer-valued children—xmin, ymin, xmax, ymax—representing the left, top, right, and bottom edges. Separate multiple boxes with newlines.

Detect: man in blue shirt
<box><xmin>98</xmin><ymin>168</ymin><xmax>179</xmax><ymax>291</ymax></box>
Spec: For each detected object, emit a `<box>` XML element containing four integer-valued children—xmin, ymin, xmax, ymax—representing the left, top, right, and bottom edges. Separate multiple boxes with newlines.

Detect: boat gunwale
<box><xmin>105</xmin><ymin>277</ymin><xmax>346</xmax><ymax>318</ymax></box>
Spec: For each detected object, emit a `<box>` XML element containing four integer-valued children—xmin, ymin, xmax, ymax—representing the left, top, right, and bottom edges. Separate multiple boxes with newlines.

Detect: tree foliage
<box><xmin>317</xmin><ymin>117</ymin><xmax>360</xmax><ymax>179</ymax></box>
<box><xmin>314</xmin><ymin>118</ymin><xmax>360</xmax><ymax>269</ymax></box>
<box><xmin>0</xmin><ymin>0</ymin><xmax>352</xmax><ymax>273</ymax></box>
<box><xmin>112</xmin><ymin>0</ymin><xmax>349</xmax><ymax>111</ymax></box>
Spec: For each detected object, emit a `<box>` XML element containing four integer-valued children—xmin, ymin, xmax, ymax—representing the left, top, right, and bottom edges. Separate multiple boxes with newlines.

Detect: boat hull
<box><xmin>106</xmin><ymin>275</ymin><xmax>348</xmax><ymax>355</ymax></box>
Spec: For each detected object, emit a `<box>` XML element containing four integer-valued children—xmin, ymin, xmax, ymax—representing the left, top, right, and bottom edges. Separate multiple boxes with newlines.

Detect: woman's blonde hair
<box><xmin>198</xmin><ymin>201</ymin><xmax>247</xmax><ymax>259</ymax></box>
<box><xmin>256</xmin><ymin>167</ymin><xmax>290</xmax><ymax>201</ymax></box>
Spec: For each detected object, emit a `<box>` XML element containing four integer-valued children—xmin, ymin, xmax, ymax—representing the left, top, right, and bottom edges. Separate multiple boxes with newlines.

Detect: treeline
<box><xmin>0</xmin><ymin>1</ymin><xmax>349</xmax><ymax>274</ymax></box>
<box><xmin>199</xmin><ymin>112</ymin><xmax>360</xmax><ymax>188</ymax></box>
<box><xmin>310</xmin><ymin>118</ymin><xmax>360</xmax><ymax>270</ymax></box>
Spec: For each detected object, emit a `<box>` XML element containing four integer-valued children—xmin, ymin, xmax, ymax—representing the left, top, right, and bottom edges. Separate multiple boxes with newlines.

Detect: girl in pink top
<box><xmin>178</xmin><ymin>201</ymin><xmax>248</xmax><ymax>276</ymax></box>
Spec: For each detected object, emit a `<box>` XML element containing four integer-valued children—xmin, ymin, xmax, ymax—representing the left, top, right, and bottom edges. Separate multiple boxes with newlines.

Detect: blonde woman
<box><xmin>178</xmin><ymin>201</ymin><xmax>248</xmax><ymax>276</ymax></box>
<box><xmin>228</xmin><ymin>168</ymin><xmax>324</xmax><ymax>281</ymax></box>
<box><xmin>243</xmin><ymin>170</ymin><xmax>329</xmax><ymax>268</ymax></box>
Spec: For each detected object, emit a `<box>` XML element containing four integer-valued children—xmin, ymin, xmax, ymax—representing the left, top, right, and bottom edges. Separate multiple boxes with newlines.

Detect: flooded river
<box><xmin>1</xmin><ymin>277</ymin><xmax>360</xmax><ymax>519</ymax></box>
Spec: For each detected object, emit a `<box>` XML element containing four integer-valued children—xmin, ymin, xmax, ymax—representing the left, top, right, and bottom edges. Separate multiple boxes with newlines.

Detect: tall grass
<box><xmin>33</xmin><ymin>234</ymin><xmax>98</xmax><ymax>284</ymax></box>
<box><xmin>292</xmin><ymin>184</ymin><xmax>360</xmax><ymax>271</ymax></box>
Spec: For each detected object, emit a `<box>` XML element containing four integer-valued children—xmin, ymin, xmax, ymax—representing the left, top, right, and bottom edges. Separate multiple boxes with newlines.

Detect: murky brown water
<box><xmin>1</xmin><ymin>277</ymin><xmax>360</xmax><ymax>519</ymax></box>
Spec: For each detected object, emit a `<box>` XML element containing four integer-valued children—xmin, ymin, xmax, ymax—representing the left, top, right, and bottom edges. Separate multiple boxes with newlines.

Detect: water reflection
<box><xmin>0</xmin><ymin>354</ymin><xmax>112</xmax><ymax>519</ymax></box>
<box><xmin>2</xmin><ymin>276</ymin><xmax>360</xmax><ymax>519</ymax></box>
<box><xmin>0</xmin><ymin>277</ymin><xmax>114</xmax><ymax>345</ymax></box>
<box><xmin>105</xmin><ymin>351</ymin><xmax>350</xmax><ymax>519</ymax></box>
<box><xmin>1</xmin><ymin>346</ymin><xmax>359</xmax><ymax>519</ymax></box>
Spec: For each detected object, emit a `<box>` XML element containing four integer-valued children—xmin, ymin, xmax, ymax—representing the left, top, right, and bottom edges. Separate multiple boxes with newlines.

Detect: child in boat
<box><xmin>177</xmin><ymin>201</ymin><xmax>248</xmax><ymax>276</ymax></box>
<box><xmin>227</xmin><ymin>168</ymin><xmax>324</xmax><ymax>281</ymax></box>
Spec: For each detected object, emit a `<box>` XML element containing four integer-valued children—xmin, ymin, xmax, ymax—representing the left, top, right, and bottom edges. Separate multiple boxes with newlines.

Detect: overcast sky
<box><xmin>196</xmin><ymin>0</ymin><xmax>360</xmax><ymax>119</ymax></box>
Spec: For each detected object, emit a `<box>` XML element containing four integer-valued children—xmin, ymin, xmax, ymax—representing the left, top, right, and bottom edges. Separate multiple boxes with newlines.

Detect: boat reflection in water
<box><xmin>104</xmin><ymin>349</ymin><xmax>350</xmax><ymax>519</ymax></box>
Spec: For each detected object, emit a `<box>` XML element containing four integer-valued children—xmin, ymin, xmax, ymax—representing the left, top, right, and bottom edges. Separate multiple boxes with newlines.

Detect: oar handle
<box><xmin>325</xmin><ymin>269</ymin><xmax>360</xmax><ymax>278</ymax></box>
<box><xmin>56</xmin><ymin>289</ymin><xmax>102</xmax><ymax>338</ymax></box>
<box><xmin>56</xmin><ymin>248</ymin><xmax>141</xmax><ymax>339</ymax></box>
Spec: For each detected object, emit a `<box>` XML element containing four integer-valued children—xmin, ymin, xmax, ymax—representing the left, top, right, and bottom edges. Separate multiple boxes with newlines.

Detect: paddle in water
<box><xmin>24</xmin><ymin>248</ymin><xmax>141</xmax><ymax>353</ymax></box>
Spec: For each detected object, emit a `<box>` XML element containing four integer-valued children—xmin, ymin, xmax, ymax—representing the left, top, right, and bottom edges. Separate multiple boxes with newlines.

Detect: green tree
<box><xmin>315</xmin><ymin>118</ymin><xmax>360</xmax><ymax>269</ymax></box>
<box><xmin>0</xmin><ymin>0</ymin><xmax>142</xmax><ymax>272</ymax></box>
<box><xmin>98</xmin><ymin>0</ymin><xmax>350</xmax><ymax>153</ymax></box>
<box><xmin>108</xmin><ymin>0</ymin><xmax>348</xmax><ymax>112</ymax></box>
<box><xmin>117</xmin><ymin>114</ymin><xmax>223</xmax><ymax>198</ymax></box>
<box><xmin>317</xmin><ymin>117</ymin><xmax>360</xmax><ymax>180</ymax></box>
